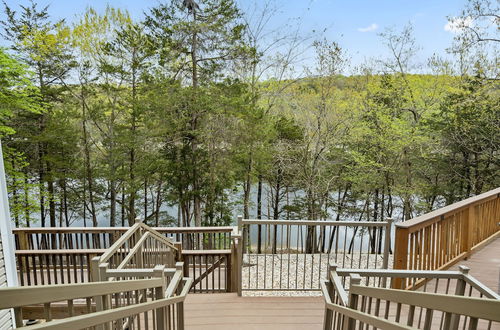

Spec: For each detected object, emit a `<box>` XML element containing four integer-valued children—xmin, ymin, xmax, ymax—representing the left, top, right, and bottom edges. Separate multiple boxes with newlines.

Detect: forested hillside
<box><xmin>1</xmin><ymin>0</ymin><xmax>498</xmax><ymax>228</ymax></box>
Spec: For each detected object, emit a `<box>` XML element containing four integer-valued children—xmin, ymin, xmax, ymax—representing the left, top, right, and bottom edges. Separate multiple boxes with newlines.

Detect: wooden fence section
<box><xmin>16</xmin><ymin>249</ymin><xmax>104</xmax><ymax>286</ymax></box>
<box><xmin>14</xmin><ymin>222</ymin><xmax>237</xmax><ymax>293</ymax></box>
<box><xmin>15</xmin><ymin>249</ymin><xmax>237</xmax><ymax>293</ymax></box>
<box><xmin>322</xmin><ymin>266</ymin><xmax>500</xmax><ymax>330</ymax></box>
<box><xmin>393</xmin><ymin>188</ymin><xmax>500</xmax><ymax>280</ymax></box>
<box><xmin>13</xmin><ymin>226</ymin><xmax>233</xmax><ymax>251</ymax></box>
<box><xmin>182</xmin><ymin>250</ymin><xmax>232</xmax><ymax>293</ymax></box>
<box><xmin>239</xmin><ymin>218</ymin><xmax>392</xmax><ymax>292</ymax></box>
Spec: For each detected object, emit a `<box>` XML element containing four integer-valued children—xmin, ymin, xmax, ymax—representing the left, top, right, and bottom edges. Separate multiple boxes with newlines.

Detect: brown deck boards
<box><xmin>450</xmin><ymin>237</ymin><xmax>500</xmax><ymax>294</ymax></box>
<box><xmin>184</xmin><ymin>238</ymin><xmax>500</xmax><ymax>330</ymax></box>
<box><xmin>184</xmin><ymin>294</ymin><xmax>324</xmax><ymax>330</ymax></box>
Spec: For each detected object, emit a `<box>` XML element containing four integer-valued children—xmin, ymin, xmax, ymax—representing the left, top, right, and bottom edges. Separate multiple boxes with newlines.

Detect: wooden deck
<box><xmin>184</xmin><ymin>294</ymin><xmax>324</xmax><ymax>330</ymax></box>
<box><xmin>451</xmin><ymin>236</ymin><xmax>500</xmax><ymax>294</ymax></box>
<box><xmin>184</xmin><ymin>237</ymin><xmax>500</xmax><ymax>330</ymax></box>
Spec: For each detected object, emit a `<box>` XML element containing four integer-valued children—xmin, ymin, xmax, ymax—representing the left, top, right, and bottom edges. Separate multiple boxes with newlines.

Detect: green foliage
<box><xmin>1</xmin><ymin>0</ymin><xmax>498</xmax><ymax>229</ymax></box>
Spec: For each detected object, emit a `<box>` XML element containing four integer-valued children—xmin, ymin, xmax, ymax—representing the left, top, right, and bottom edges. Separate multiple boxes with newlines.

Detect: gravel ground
<box><xmin>241</xmin><ymin>252</ymin><xmax>393</xmax><ymax>296</ymax></box>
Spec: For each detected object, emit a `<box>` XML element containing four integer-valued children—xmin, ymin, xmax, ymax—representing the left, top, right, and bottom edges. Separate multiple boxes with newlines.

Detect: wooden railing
<box><xmin>0</xmin><ymin>269</ymin><xmax>191</xmax><ymax>329</ymax></box>
<box><xmin>182</xmin><ymin>250</ymin><xmax>232</xmax><ymax>293</ymax></box>
<box><xmin>322</xmin><ymin>264</ymin><xmax>500</xmax><ymax>330</ymax></box>
<box><xmin>13</xmin><ymin>226</ymin><xmax>233</xmax><ymax>251</ymax></box>
<box><xmin>393</xmin><ymin>188</ymin><xmax>500</xmax><ymax>287</ymax></box>
<box><xmin>14</xmin><ymin>222</ymin><xmax>239</xmax><ymax>293</ymax></box>
<box><xmin>1</xmin><ymin>221</ymin><xmax>193</xmax><ymax>329</ymax></box>
<box><xmin>16</xmin><ymin>249</ymin><xmax>104</xmax><ymax>286</ymax></box>
<box><xmin>238</xmin><ymin>217</ymin><xmax>393</xmax><ymax>292</ymax></box>
<box><xmin>94</xmin><ymin>220</ymin><xmax>178</xmax><ymax>270</ymax></box>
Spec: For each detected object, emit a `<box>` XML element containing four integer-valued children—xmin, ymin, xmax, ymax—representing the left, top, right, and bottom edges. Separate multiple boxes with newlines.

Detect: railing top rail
<box><xmin>99</xmin><ymin>222</ymin><xmax>176</xmax><ymax>264</ymax></box>
<box><xmin>351</xmin><ymin>285</ymin><xmax>500</xmax><ymax>322</ymax></box>
<box><xmin>19</xmin><ymin>277</ymin><xmax>193</xmax><ymax>330</ymax></box>
<box><xmin>12</xmin><ymin>225</ymin><xmax>234</xmax><ymax>233</ymax></box>
<box><xmin>182</xmin><ymin>249</ymin><xmax>231</xmax><ymax>255</ymax></box>
<box><xmin>104</xmin><ymin>268</ymin><xmax>177</xmax><ymax>278</ymax></box>
<box><xmin>329</xmin><ymin>272</ymin><xmax>348</xmax><ymax>305</ymax></box>
<box><xmin>0</xmin><ymin>278</ymin><xmax>163</xmax><ymax>309</ymax></box>
<box><xmin>156</xmin><ymin>226</ymin><xmax>234</xmax><ymax>233</ymax></box>
<box><xmin>15</xmin><ymin>249</ymin><xmax>105</xmax><ymax>255</ymax></box>
<box><xmin>138</xmin><ymin>223</ymin><xmax>177</xmax><ymax>250</ymax></box>
<box><xmin>240</xmin><ymin>219</ymin><xmax>389</xmax><ymax>227</ymax></box>
<box><xmin>321</xmin><ymin>281</ymin><xmax>412</xmax><ymax>330</ymax></box>
<box><xmin>396</xmin><ymin>187</ymin><xmax>500</xmax><ymax>229</ymax></box>
<box><xmin>99</xmin><ymin>222</ymin><xmax>142</xmax><ymax>263</ymax></box>
<box><xmin>463</xmin><ymin>273</ymin><xmax>500</xmax><ymax>300</ymax></box>
<box><xmin>335</xmin><ymin>268</ymin><xmax>463</xmax><ymax>279</ymax></box>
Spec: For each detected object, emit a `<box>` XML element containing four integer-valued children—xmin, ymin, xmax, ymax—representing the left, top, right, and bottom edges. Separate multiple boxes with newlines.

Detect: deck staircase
<box><xmin>0</xmin><ymin>221</ymin><xmax>191</xmax><ymax>329</ymax></box>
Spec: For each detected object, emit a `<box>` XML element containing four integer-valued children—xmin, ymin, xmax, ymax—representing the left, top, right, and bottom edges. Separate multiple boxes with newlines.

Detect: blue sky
<box><xmin>1</xmin><ymin>0</ymin><xmax>467</xmax><ymax>69</ymax></box>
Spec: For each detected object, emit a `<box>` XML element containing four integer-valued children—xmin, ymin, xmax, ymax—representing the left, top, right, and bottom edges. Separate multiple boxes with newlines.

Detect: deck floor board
<box><xmin>184</xmin><ymin>237</ymin><xmax>500</xmax><ymax>330</ymax></box>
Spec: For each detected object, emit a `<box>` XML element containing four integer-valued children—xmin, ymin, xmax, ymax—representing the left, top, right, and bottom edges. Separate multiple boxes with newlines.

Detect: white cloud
<box><xmin>444</xmin><ymin>17</ymin><xmax>473</xmax><ymax>33</ymax></box>
<box><xmin>357</xmin><ymin>23</ymin><xmax>378</xmax><ymax>33</ymax></box>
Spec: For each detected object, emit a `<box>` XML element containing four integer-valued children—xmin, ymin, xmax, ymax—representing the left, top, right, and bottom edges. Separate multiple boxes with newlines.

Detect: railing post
<box><xmin>96</xmin><ymin>262</ymin><xmax>110</xmax><ymax>330</ymax></box>
<box><xmin>175</xmin><ymin>263</ymin><xmax>185</xmax><ymax>330</ymax></box>
<box><xmin>328</xmin><ymin>263</ymin><xmax>337</xmax><ymax>281</ymax></box>
<box><xmin>323</xmin><ymin>263</ymin><xmax>337</xmax><ymax>330</ymax></box>
<box><xmin>230</xmin><ymin>232</ymin><xmax>242</xmax><ymax>296</ymax></box>
<box><xmin>344</xmin><ymin>274</ymin><xmax>362</xmax><ymax>330</ymax></box>
<box><xmin>174</xmin><ymin>241</ymin><xmax>183</xmax><ymax>263</ymax></box>
<box><xmin>382</xmin><ymin>218</ymin><xmax>393</xmax><ymax>270</ymax></box>
<box><xmin>153</xmin><ymin>265</ymin><xmax>166</xmax><ymax>330</ymax></box>
<box><xmin>393</xmin><ymin>225</ymin><xmax>409</xmax><ymax>289</ymax></box>
<box><xmin>237</xmin><ymin>215</ymin><xmax>243</xmax><ymax>234</ymax></box>
<box><xmin>134</xmin><ymin>218</ymin><xmax>144</xmax><ymax>268</ymax></box>
<box><xmin>465</xmin><ymin>205</ymin><xmax>476</xmax><ymax>257</ymax></box>
<box><xmin>90</xmin><ymin>256</ymin><xmax>101</xmax><ymax>283</ymax></box>
<box><xmin>446</xmin><ymin>266</ymin><xmax>469</xmax><ymax>330</ymax></box>
<box><xmin>18</xmin><ymin>231</ymin><xmax>28</xmax><ymax>273</ymax></box>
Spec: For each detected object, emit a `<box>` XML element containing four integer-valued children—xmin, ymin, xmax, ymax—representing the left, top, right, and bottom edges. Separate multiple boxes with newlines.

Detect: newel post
<box><xmin>444</xmin><ymin>266</ymin><xmax>469</xmax><ymax>330</ymax></box>
<box><xmin>392</xmin><ymin>224</ymin><xmax>409</xmax><ymax>289</ymax></box>
<box><xmin>17</xmin><ymin>230</ymin><xmax>28</xmax><ymax>273</ymax></box>
<box><xmin>153</xmin><ymin>265</ymin><xmax>166</xmax><ymax>330</ymax></box>
<box><xmin>230</xmin><ymin>229</ymin><xmax>242</xmax><ymax>296</ymax></box>
<box><xmin>134</xmin><ymin>218</ymin><xmax>144</xmax><ymax>268</ymax></box>
<box><xmin>344</xmin><ymin>274</ymin><xmax>362</xmax><ymax>330</ymax></box>
<box><xmin>382</xmin><ymin>218</ymin><xmax>393</xmax><ymax>270</ymax></box>
<box><xmin>174</xmin><ymin>241</ymin><xmax>183</xmax><ymax>263</ymax></box>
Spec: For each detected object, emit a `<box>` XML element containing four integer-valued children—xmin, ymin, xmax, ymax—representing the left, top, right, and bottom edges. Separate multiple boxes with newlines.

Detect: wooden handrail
<box><xmin>16</xmin><ymin>249</ymin><xmax>105</xmax><ymax>255</ymax></box>
<box><xmin>396</xmin><ymin>188</ymin><xmax>500</xmax><ymax>230</ymax></box>
<box><xmin>241</xmin><ymin>219</ymin><xmax>389</xmax><ymax>227</ymax></box>
<box><xmin>0</xmin><ymin>278</ymin><xmax>163</xmax><ymax>309</ymax></box>
<box><xmin>351</xmin><ymin>285</ymin><xmax>500</xmax><ymax>323</ymax></box>
<box><xmin>13</xmin><ymin>225</ymin><xmax>234</xmax><ymax>252</ymax></box>
<box><xmin>12</xmin><ymin>226</ymin><xmax>234</xmax><ymax>233</ymax></box>
<box><xmin>322</xmin><ymin>267</ymin><xmax>500</xmax><ymax>330</ymax></box>
<box><xmin>1</xmin><ymin>276</ymin><xmax>193</xmax><ymax>329</ymax></box>
<box><xmin>393</xmin><ymin>188</ymin><xmax>500</xmax><ymax>287</ymax></box>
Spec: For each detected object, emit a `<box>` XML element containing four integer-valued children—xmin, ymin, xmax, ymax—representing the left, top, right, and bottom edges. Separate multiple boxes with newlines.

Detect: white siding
<box><xmin>0</xmin><ymin>237</ymin><xmax>13</xmax><ymax>329</ymax></box>
<box><xmin>0</xmin><ymin>140</ymin><xmax>16</xmax><ymax>329</ymax></box>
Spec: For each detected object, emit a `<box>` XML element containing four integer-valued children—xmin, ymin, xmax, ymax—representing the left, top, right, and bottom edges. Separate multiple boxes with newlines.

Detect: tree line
<box><xmin>0</xmin><ymin>0</ymin><xmax>498</xmax><ymax>228</ymax></box>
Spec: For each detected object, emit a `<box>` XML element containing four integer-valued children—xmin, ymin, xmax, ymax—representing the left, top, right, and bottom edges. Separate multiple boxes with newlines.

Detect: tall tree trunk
<box><xmin>190</xmin><ymin>8</ymin><xmax>202</xmax><ymax>227</ymax></box>
<box><xmin>128</xmin><ymin>51</ymin><xmax>138</xmax><ymax>226</ymax></box>
<box><xmin>24</xmin><ymin>175</ymin><xmax>30</xmax><ymax>227</ymax></box>
<box><xmin>243</xmin><ymin>155</ymin><xmax>252</xmax><ymax>219</ymax></box>
<box><xmin>38</xmin><ymin>143</ymin><xmax>46</xmax><ymax>227</ymax></box>
<box><xmin>110</xmin><ymin>180</ymin><xmax>117</xmax><ymax>227</ymax></box>
<box><xmin>257</xmin><ymin>174</ymin><xmax>263</xmax><ymax>253</ymax></box>
<box><xmin>46</xmin><ymin>164</ymin><xmax>56</xmax><ymax>228</ymax></box>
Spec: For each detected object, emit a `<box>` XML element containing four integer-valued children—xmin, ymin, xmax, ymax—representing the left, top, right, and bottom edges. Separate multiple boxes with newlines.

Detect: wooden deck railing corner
<box><xmin>393</xmin><ymin>188</ymin><xmax>500</xmax><ymax>283</ymax></box>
